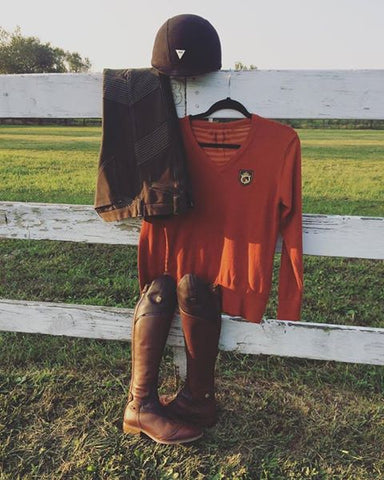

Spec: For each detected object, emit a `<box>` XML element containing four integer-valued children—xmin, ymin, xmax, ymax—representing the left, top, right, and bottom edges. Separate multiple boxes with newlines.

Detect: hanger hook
<box><xmin>227</xmin><ymin>71</ymin><xmax>232</xmax><ymax>98</ymax></box>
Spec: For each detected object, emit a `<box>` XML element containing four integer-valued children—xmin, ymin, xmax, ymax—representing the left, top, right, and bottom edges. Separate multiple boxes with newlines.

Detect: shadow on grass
<box><xmin>0</xmin><ymin>333</ymin><xmax>383</xmax><ymax>480</ymax></box>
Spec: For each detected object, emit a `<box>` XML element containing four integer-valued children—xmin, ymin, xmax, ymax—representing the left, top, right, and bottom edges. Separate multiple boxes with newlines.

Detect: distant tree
<box><xmin>64</xmin><ymin>51</ymin><xmax>91</xmax><ymax>73</ymax></box>
<box><xmin>234</xmin><ymin>61</ymin><xmax>257</xmax><ymax>71</ymax></box>
<box><xmin>0</xmin><ymin>27</ymin><xmax>91</xmax><ymax>74</ymax></box>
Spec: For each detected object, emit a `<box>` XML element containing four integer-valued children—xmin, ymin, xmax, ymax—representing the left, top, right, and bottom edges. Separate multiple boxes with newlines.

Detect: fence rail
<box><xmin>0</xmin><ymin>202</ymin><xmax>383</xmax><ymax>258</ymax></box>
<box><xmin>1</xmin><ymin>299</ymin><xmax>384</xmax><ymax>366</ymax></box>
<box><xmin>1</xmin><ymin>70</ymin><xmax>384</xmax><ymax>119</ymax></box>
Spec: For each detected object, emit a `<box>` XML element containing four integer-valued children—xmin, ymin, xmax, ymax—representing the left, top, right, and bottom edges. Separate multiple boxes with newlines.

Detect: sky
<box><xmin>2</xmin><ymin>0</ymin><xmax>384</xmax><ymax>73</ymax></box>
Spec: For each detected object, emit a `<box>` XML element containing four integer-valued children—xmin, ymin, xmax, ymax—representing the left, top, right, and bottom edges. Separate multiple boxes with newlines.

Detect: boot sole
<box><xmin>160</xmin><ymin>396</ymin><xmax>217</xmax><ymax>428</ymax></box>
<box><xmin>122</xmin><ymin>421</ymin><xmax>203</xmax><ymax>444</ymax></box>
<box><xmin>122</xmin><ymin>423</ymin><xmax>141</xmax><ymax>435</ymax></box>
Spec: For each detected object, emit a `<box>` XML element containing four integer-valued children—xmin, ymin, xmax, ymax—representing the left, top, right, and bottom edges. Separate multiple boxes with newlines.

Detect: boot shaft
<box><xmin>125</xmin><ymin>274</ymin><xmax>203</xmax><ymax>443</ymax></box>
<box><xmin>130</xmin><ymin>274</ymin><xmax>177</xmax><ymax>402</ymax></box>
<box><xmin>177</xmin><ymin>274</ymin><xmax>222</xmax><ymax>400</ymax></box>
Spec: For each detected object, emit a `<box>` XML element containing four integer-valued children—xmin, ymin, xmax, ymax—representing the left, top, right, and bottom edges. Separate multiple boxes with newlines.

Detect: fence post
<box><xmin>172</xmin><ymin>346</ymin><xmax>187</xmax><ymax>382</ymax></box>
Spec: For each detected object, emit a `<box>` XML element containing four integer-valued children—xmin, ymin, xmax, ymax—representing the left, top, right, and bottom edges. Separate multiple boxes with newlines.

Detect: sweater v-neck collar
<box><xmin>181</xmin><ymin>114</ymin><xmax>259</xmax><ymax>171</ymax></box>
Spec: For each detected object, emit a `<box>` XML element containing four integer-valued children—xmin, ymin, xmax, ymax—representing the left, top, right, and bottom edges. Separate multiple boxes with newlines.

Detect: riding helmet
<box><xmin>151</xmin><ymin>14</ymin><xmax>222</xmax><ymax>76</ymax></box>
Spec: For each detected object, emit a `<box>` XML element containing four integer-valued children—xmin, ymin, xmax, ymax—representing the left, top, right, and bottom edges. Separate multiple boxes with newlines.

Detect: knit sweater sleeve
<box><xmin>277</xmin><ymin>133</ymin><xmax>303</xmax><ymax>320</ymax></box>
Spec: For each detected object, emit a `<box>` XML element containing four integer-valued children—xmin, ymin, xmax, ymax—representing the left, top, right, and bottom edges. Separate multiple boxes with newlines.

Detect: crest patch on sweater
<box><xmin>176</xmin><ymin>49</ymin><xmax>185</xmax><ymax>59</ymax></box>
<box><xmin>239</xmin><ymin>169</ymin><xmax>253</xmax><ymax>186</ymax></box>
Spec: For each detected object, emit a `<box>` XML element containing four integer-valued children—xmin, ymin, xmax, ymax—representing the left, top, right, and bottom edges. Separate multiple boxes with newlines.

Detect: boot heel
<box><xmin>123</xmin><ymin>422</ymin><xmax>141</xmax><ymax>435</ymax></box>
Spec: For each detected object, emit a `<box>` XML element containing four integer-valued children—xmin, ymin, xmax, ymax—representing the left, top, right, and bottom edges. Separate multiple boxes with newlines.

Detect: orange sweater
<box><xmin>138</xmin><ymin>114</ymin><xmax>303</xmax><ymax>322</ymax></box>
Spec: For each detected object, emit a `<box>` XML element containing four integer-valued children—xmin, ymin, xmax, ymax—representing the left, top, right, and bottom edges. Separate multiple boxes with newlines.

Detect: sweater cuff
<box><xmin>277</xmin><ymin>299</ymin><xmax>301</xmax><ymax>321</ymax></box>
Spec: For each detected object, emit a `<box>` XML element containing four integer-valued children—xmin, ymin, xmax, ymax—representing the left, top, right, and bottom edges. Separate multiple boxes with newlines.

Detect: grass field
<box><xmin>0</xmin><ymin>125</ymin><xmax>383</xmax><ymax>215</ymax></box>
<box><xmin>0</xmin><ymin>125</ymin><xmax>383</xmax><ymax>479</ymax></box>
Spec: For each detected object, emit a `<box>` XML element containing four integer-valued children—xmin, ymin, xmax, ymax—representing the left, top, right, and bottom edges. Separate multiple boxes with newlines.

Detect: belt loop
<box><xmin>137</xmin><ymin>198</ymin><xmax>145</xmax><ymax>217</ymax></box>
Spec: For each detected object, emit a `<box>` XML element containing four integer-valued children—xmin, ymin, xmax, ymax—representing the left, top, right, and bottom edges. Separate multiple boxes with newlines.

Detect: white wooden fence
<box><xmin>1</xmin><ymin>70</ymin><xmax>383</xmax><ymax>371</ymax></box>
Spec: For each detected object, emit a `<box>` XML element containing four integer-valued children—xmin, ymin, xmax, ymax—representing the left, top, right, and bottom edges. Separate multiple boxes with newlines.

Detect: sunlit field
<box><xmin>0</xmin><ymin>125</ymin><xmax>383</xmax><ymax>479</ymax></box>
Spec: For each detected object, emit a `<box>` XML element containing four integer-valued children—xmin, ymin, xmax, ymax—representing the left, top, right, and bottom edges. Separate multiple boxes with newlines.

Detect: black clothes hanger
<box><xmin>190</xmin><ymin>97</ymin><xmax>252</xmax><ymax>120</ymax></box>
<box><xmin>190</xmin><ymin>97</ymin><xmax>252</xmax><ymax>149</ymax></box>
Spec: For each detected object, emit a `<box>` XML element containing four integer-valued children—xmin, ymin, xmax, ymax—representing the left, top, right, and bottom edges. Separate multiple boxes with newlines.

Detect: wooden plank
<box><xmin>0</xmin><ymin>73</ymin><xmax>103</xmax><ymax>118</ymax></box>
<box><xmin>172</xmin><ymin>347</ymin><xmax>187</xmax><ymax>380</ymax></box>
<box><xmin>302</xmin><ymin>214</ymin><xmax>384</xmax><ymax>259</ymax></box>
<box><xmin>1</xmin><ymin>70</ymin><xmax>384</xmax><ymax>119</ymax></box>
<box><xmin>186</xmin><ymin>70</ymin><xmax>384</xmax><ymax>119</ymax></box>
<box><xmin>220</xmin><ymin>317</ymin><xmax>384</xmax><ymax>365</ymax></box>
<box><xmin>0</xmin><ymin>201</ymin><xmax>141</xmax><ymax>246</ymax></box>
<box><xmin>0</xmin><ymin>298</ymin><xmax>383</xmax><ymax>366</ymax></box>
<box><xmin>0</xmin><ymin>202</ymin><xmax>383</xmax><ymax>259</ymax></box>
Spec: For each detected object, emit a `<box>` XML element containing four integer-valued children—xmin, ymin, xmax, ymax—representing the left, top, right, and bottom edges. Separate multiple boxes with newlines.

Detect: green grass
<box><xmin>0</xmin><ymin>125</ymin><xmax>383</xmax><ymax>479</ymax></box>
<box><xmin>0</xmin><ymin>125</ymin><xmax>383</xmax><ymax>215</ymax></box>
<box><xmin>0</xmin><ymin>240</ymin><xmax>383</xmax><ymax>329</ymax></box>
<box><xmin>1</xmin><ymin>334</ymin><xmax>383</xmax><ymax>479</ymax></box>
<box><xmin>301</xmin><ymin>129</ymin><xmax>384</xmax><ymax>216</ymax></box>
<box><xmin>0</xmin><ymin>126</ymin><xmax>100</xmax><ymax>204</ymax></box>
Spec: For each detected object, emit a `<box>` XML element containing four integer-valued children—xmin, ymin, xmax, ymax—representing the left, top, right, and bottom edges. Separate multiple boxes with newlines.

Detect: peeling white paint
<box><xmin>0</xmin><ymin>299</ymin><xmax>383</xmax><ymax>366</ymax></box>
<box><xmin>0</xmin><ymin>202</ymin><xmax>383</xmax><ymax>259</ymax></box>
<box><xmin>1</xmin><ymin>70</ymin><xmax>384</xmax><ymax>119</ymax></box>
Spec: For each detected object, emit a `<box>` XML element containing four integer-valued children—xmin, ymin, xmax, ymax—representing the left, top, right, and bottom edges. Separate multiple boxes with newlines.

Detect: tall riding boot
<box><xmin>123</xmin><ymin>274</ymin><xmax>203</xmax><ymax>444</ymax></box>
<box><xmin>162</xmin><ymin>273</ymin><xmax>222</xmax><ymax>428</ymax></box>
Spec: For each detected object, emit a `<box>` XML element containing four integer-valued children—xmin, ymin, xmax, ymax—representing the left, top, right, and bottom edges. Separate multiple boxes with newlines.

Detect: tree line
<box><xmin>0</xmin><ymin>27</ymin><xmax>91</xmax><ymax>74</ymax></box>
<box><xmin>0</xmin><ymin>27</ymin><xmax>261</xmax><ymax>75</ymax></box>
